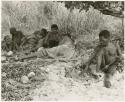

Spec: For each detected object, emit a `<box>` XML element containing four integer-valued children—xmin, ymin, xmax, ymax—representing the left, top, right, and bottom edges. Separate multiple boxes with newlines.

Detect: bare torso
<box><xmin>103</xmin><ymin>42</ymin><xmax>118</xmax><ymax>65</ymax></box>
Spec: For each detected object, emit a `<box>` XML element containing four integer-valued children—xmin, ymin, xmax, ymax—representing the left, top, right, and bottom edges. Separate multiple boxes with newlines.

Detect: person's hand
<box><xmin>116</xmin><ymin>55</ymin><xmax>120</xmax><ymax>58</ymax></box>
<box><xmin>121</xmin><ymin>54</ymin><xmax>124</xmax><ymax>60</ymax></box>
<box><xmin>30</xmin><ymin>48</ymin><xmax>35</xmax><ymax>52</ymax></box>
<box><xmin>116</xmin><ymin>55</ymin><xmax>123</xmax><ymax>62</ymax></box>
<box><xmin>16</xmin><ymin>55</ymin><xmax>24</xmax><ymax>62</ymax></box>
<box><xmin>104</xmin><ymin>65</ymin><xmax>109</xmax><ymax>69</ymax></box>
<box><xmin>102</xmin><ymin>65</ymin><xmax>109</xmax><ymax>72</ymax></box>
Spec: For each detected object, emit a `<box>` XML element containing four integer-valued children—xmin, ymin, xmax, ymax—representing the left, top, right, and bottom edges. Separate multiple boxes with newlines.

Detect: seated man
<box><xmin>37</xmin><ymin>33</ymin><xmax>75</xmax><ymax>59</ymax></box>
<box><xmin>29</xmin><ymin>24</ymin><xmax>61</xmax><ymax>52</ymax></box>
<box><xmin>10</xmin><ymin>27</ymin><xmax>25</xmax><ymax>52</ymax></box>
<box><xmin>43</xmin><ymin>24</ymin><xmax>61</xmax><ymax>48</ymax></box>
<box><xmin>2</xmin><ymin>35</ymin><xmax>13</xmax><ymax>52</ymax></box>
<box><xmin>84</xmin><ymin>30</ymin><xmax>122</xmax><ymax>88</ymax></box>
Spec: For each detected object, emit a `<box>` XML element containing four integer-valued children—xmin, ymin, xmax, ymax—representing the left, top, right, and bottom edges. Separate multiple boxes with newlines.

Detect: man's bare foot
<box><xmin>92</xmin><ymin>74</ymin><xmax>99</xmax><ymax>79</ymax></box>
<box><xmin>92</xmin><ymin>72</ymin><xmax>103</xmax><ymax>80</ymax></box>
<box><xmin>104</xmin><ymin>81</ymin><xmax>111</xmax><ymax>88</ymax></box>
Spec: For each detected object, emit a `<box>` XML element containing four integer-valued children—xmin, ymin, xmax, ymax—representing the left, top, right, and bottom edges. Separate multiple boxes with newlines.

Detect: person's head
<box><xmin>10</xmin><ymin>27</ymin><xmax>16</xmax><ymax>35</ymax></box>
<box><xmin>99</xmin><ymin>30</ymin><xmax>110</xmax><ymax>46</ymax></box>
<box><xmin>51</xmin><ymin>24</ymin><xmax>58</xmax><ymax>32</ymax></box>
<box><xmin>4</xmin><ymin>35</ymin><xmax>11</xmax><ymax>44</ymax></box>
<box><xmin>41</xmin><ymin>28</ymin><xmax>47</xmax><ymax>38</ymax></box>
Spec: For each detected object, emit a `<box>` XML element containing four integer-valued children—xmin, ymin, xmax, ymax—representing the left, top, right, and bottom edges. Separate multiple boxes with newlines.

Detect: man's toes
<box><xmin>104</xmin><ymin>81</ymin><xmax>111</xmax><ymax>88</ymax></box>
<box><xmin>92</xmin><ymin>74</ymin><xmax>99</xmax><ymax>79</ymax></box>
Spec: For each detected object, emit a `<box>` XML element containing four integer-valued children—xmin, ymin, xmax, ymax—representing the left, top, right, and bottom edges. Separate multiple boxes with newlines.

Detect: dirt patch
<box><xmin>29</xmin><ymin>61</ymin><xmax>124</xmax><ymax>101</ymax></box>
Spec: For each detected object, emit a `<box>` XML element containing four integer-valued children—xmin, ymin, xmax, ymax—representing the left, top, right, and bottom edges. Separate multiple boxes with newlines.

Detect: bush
<box><xmin>2</xmin><ymin>1</ymin><xmax>123</xmax><ymax>51</ymax></box>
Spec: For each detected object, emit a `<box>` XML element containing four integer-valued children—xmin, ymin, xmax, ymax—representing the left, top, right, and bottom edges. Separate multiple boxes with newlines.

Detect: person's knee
<box><xmin>37</xmin><ymin>47</ymin><xmax>44</xmax><ymax>52</ymax></box>
<box><xmin>108</xmin><ymin>67</ymin><xmax>116</xmax><ymax>76</ymax></box>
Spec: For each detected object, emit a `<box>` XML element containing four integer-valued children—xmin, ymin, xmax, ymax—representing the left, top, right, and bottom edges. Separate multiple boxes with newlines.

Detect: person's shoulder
<box><xmin>17</xmin><ymin>30</ymin><xmax>22</xmax><ymax>33</ymax></box>
<box><xmin>109</xmin><ymin>42</ymin><xmax>117</xmax><ymax>48</ymax></box>
<box><xmin>111</xmin><ymin>41</ymin><xmax>120</xmax><ymax>51</ymax></box>
<box><xmin>104</xmin><ymin>42</ymin><xmax>117</xmax><ymax>52</ymax></box>
<box><xmin>27</xmin><ymin>34</ymin><xmax>35</xmax><ymax>40</ymax></box>
<box><xmin>17</xmin><ymin>30</ymin><xmax>24</xmax><ymax>36</ymax></box>
<box><xmin>45</xmin><ymin>31</ymin><xmax>51</xmax><ymax>36</ymax></box>
<box><xmin>47</xmin><ymin>31</ymin><xmax>51</xmax><ymax>35</ymax></box>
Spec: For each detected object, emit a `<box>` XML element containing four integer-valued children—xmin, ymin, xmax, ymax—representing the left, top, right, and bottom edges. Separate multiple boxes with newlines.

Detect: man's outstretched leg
<box><xmin>103</xmin><ymin>65</ymin><xmax>117</xmax><ymax>88</ymax></box>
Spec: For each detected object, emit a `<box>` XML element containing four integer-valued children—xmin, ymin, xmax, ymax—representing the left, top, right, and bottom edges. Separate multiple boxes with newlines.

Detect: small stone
<box><xmin>21</xmin><ymin>76</ymin><xmax>29</xmax><ymax>84</ymax></box>
<box><xmin>1</xmin><ymin>56</ymin><xmax>6</xmax><ymax>62</ymax></box>
<box><xmin>45</xmin><ymin>68</ymin><xmax>50</xmax><ymax>72</ymax></box>
<box><xmin>15</xmin><ymin>55</ymin><xmax>19</xmax><ymax>60</ymax></box>
<box><xmin>28</xmin><ymin>72</ymin><xmax>35</xmax><ymax>78</ymax></box>
<box><xmin>2</xmin><ymin>72</ymin><xmax>7</xmax><ymax>77</ymax></box>
<box><xmin>7</xmin><ymin>51</ymin><xmax>13</xmax><ymax>56</ymax></box>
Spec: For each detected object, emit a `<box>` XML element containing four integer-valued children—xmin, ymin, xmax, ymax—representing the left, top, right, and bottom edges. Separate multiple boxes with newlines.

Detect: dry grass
<box><xmin>2</xmin><ymin>1</ymin><xmax>123</xmax><ymax>47</ymax></box>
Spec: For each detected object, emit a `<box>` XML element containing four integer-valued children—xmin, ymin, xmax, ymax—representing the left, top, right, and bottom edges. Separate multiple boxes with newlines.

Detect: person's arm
<box><xmin>84</xmin><ymin>44</ymin><xmax>102</xmax><ymax>71</ymax></box>
<box><xmin>96</xmin><ymin>49</ymin><xmax>103</xmax><ymax>72</ymax></box>
<box><xmin>102</xmin><ymin>58</ymin><xmax>119</xmax><ymax>72</ymax></box>
<box><xmin>20</xmin><ymin>37</ymin><xmax>27</xmax><ymax>50</ymax></box>
<box><xmin>44</xmin><ymin>33</ymin><xmax>50</xmax><ymax>45</ymax></box>
<box><xmin>2</xmin><ymin>41</ymin><xmax>7</xmax><ymax>51</ymax></box>
<box><xmin>102</xmin><ymin>42</ymin><xmax>122</xmax><ymax>72</ymax></box>
<box><xmin>86</xmin><ymin>52</ymin><xmax>95</xmax><ymax>66</ymax></box>
<box><xmin>86</xmin><ymin>46</ymin><xmax>100</xmax><ymax>65</ymax></box>
<box><xmin>84</xmin><ymin>50</ymin><xmax>97</xmax><ymax>71</ymax></box>
<box><xmin>116</xmin><ymin>41</ymin><xmax>122</xmax><ymax>57</ymax></box>
<box><xmin>31</xmin><ymin>39</ymin><xmax>44</xmax><ymax>52</ymax></box>
<box><xmin>19</xmin><ymin>52</ymin><xmax>38</xmax><ymax>60</ymax></box>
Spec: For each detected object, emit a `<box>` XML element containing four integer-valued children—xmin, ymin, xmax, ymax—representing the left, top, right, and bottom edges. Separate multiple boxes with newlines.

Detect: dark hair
<box><xmin>10</xmin><ymin>27</ymin><xmax>16</xmax><ymax>34</ymax></box>
<box><xmin>51</xmin><ymin>24</ymin><xmax>58</xmax><ymax>30</ymax></box>
<box><xmin>41</xmin><ymin>28</ymin><xmax>47</xmax><ymax>34</ymax></box>
<box><xmin>99</xmin><ymin>30</ymin><xmax>110</xmax><ymax>38</ymax></box>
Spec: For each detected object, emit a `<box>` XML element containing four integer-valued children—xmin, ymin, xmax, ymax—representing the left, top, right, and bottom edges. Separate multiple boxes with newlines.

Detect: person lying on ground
<box><xmin>20</xmin><ymin>30</ymin><xmax>41</xmax><ymax>52</ymax></box>
<box><xmin>84</xmin><ymin>30</ymin><xmax>122</xmax><ymax>88</ymax></box>
<box><xmin>18</xmin><ymin>25</ymin><xmax>76</xmax><ymax>60</ymax></box>
<box><xmin>20</xmin><ymin>28</ymin><xmax>48</xmax><ymax>53</ymax></box>
<box><xmin>18</xmin><ymin>24</ymin><xmax>61</xmax><ymax>60</ymax></box>
<box><xmin>30</xmin><ymin>28</ymin><xmax>48</xmax><ymax>52</ymax></box>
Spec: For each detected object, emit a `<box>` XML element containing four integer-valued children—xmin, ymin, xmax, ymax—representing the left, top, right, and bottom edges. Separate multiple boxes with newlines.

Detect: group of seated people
<box><xmin>2</xmin><ymin>24</ymin><xmax>75</xmax><ymax>58</ymax></box>
<box><xmin>2</xmin><ymin>24</ymin><xmax>123</xmax><ymax>88</ymax></box>
<box><xmin>2</xmin><ymin>24</ymin><xmax>54</xmax><ymax>53</ymax></box>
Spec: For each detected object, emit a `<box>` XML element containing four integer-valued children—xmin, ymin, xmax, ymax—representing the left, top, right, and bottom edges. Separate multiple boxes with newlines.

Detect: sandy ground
<box><xmin>60</xmin><ymin>74</ymin><xmax>124</xmax><ymax>101</ymax></box>
<box><xmin>30</xmin><ymin>62</ymin><xmax>125</xmax><ymax>101</ymax></box>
